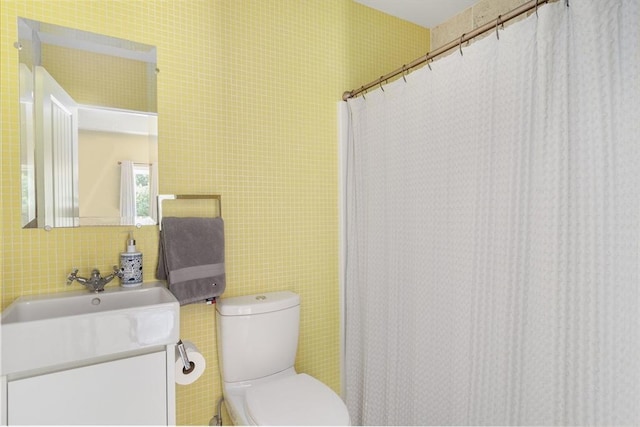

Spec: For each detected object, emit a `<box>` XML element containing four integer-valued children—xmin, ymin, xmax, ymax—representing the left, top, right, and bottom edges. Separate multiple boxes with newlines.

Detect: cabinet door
<box><xmin>8</xmin><ymin>351</ymin><xmax>167</xmax><ymax>425</ymax></box>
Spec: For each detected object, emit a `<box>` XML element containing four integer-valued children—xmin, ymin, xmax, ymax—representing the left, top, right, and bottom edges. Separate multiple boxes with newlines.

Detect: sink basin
<box><xmin>1</xmin><ymin>282</ymin><xmax>179</xmax><ymax>376</ymax></box>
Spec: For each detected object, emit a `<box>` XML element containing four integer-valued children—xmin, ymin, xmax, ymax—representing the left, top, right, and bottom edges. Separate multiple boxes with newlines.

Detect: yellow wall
<box><xmin>0</xmin><ymin>1</ymin><xmax>429</xmax><ymax>424</ymax></box>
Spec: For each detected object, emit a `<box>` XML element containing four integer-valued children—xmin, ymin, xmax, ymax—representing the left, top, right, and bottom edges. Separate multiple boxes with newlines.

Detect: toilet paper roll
<box><xmin>174</xmin><ymin>340</ymin><xmax>206</xmax><ymax>385</ymax></box>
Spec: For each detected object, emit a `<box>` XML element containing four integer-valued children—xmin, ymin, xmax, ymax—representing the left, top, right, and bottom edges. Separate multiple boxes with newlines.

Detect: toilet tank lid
<box><xmin>216</xmin><ymin>291</ymin><xmax>300</xmax><ymax>316</ymax></box>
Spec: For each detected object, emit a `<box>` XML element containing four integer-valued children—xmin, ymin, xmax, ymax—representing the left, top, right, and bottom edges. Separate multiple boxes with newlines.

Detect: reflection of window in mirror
<box><xmin>134</xmin><ymin>164</ymin><xmax>150</xmax><ymax>219</ymax></box>
<box><xmin>118</xmin><ymin>160</ymin><xmax>157</xmax><ymax>227</ymax></box>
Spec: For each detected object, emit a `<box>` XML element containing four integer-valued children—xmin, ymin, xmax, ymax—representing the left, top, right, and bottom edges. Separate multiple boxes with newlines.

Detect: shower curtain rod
<box><xmin>342</xmin><ymin>0</ymin><xmax>555</xmax><ymax>101</ymax></box>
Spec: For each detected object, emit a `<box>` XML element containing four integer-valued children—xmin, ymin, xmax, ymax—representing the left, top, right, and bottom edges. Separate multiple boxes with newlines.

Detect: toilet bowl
<box><xmin>216</xmin><ymin>291</ymin><xmax>350</xmax><ymax>425</ymax></box>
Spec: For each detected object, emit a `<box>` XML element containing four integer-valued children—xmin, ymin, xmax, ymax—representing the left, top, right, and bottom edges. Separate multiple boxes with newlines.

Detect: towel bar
<box><xmin>157</xmin><ymin>194</ymin><xmax>222</xmax><ymax>230</ymax></box>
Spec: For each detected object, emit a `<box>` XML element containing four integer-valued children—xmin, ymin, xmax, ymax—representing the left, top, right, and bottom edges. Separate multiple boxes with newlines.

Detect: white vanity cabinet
<box><xmin>6</xmin><ymin>349</ymin><xmax>174</xmax><ymax>425</ymax></box>
<box><xmin>0</xmin><ymin>284</ymin><xmax>180</xmax><ymax>426</ymax></box>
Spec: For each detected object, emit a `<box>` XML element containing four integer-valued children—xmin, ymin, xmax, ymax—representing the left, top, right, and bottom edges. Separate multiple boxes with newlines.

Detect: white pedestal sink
<box><xmin>1</xmin><ymin>282</ymin><xmax>179</xmax><ymax>376</ymax></box>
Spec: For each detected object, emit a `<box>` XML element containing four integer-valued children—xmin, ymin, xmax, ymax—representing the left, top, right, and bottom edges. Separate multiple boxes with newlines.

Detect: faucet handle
<box><xmin>106</xmin><ymin>265</ymin><xmax>122</xmax><ymax>280</ymax></box>
<box><xmin>66</xmin><ymin>268</ymin><xmax>79</xmax><ymax>286</ymax></box>
<box><xmin>113</xmin><ymin>265</ymin><xmax>124</xmax><ymax>279</ymax></box>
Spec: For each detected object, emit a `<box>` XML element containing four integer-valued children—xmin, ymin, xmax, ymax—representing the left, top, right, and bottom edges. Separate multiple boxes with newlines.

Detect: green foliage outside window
<box><xmin>136</xmin><ymin>172</ymin><xmax>149</xmax><ymax>217</ymax></box>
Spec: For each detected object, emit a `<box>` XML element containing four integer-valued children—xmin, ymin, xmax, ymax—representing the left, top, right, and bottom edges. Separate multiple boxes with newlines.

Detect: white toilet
<box><xmin>216</xmin><ymin>291</ymin><xmax>350</xmax><ymax>426</ymax></box>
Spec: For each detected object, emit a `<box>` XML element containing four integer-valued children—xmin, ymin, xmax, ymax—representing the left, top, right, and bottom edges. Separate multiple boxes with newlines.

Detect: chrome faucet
<box><xmin>67</xmin><ymin>266</ymin><xmax>121</xmax><ymax>293</ymax></box>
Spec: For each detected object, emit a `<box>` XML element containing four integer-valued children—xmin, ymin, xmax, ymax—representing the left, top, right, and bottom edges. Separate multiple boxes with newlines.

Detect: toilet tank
<box><xmin>216</xmin><ymin>291</ymin><xmax>300</xmax><ymax>383</ymax></box>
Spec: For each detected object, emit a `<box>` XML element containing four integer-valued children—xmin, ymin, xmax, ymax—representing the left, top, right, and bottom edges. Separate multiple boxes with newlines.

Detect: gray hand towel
<box><xmin>157</xmin><ymin>217</ymin><xmax>225</xmax><ymax>305</ymax></box>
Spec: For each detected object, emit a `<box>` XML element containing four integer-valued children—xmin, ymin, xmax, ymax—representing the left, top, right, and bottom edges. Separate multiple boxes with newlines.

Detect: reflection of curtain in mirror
<box><xmin>119</xmin><ymin>160</ymin><xmax>136</xmax><ymax>224</ymax></box>
<box><xmin>149</xmin><ymin>162</ymin><xmax>159</xmax><ymax>223</ymax></box>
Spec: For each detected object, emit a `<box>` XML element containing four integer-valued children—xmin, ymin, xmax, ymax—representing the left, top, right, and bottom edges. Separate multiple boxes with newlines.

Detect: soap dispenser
<box><xmin>120</xmin><ymin>232</ymin><xmax>143</xmax><ymax>287</ymax></box>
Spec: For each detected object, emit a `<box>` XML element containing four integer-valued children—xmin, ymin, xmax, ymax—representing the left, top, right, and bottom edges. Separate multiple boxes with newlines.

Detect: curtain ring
<box><xmin>427</xmin><ymin>58</ymin><xmax>432</xmax><ymax>71</ymax></box>
<box><xmin>459</xmin><ymin>33</ymin><xmax>465</xmax><ymax>56</ymax></box>
<box><xmin>424</xmin><ymin>52</ymin><xmax>433</xmax><ymax>70</ymax></box>
<box><xmin>496</xmin><ymin>15</ymin><xmax>501</xmax><ymax>40</ymax></box>
<box><xmin>535</xmin><ymin>0</ymin><xmax>539</xmax><ymax>17</ymax></box>
<box><xmin>402</xmin><ymin>65</ymin><xmax>407</xmax><ymax>83</ymax></box>
<box><xmin>361</xmin><ymin>86</ymin><xmax>366</xmax><ymax>100</ymax></box>
<box><xmin>379</xmin><ymin>77</ymin><xmax>385</xmax><ymax>92</ymax></box>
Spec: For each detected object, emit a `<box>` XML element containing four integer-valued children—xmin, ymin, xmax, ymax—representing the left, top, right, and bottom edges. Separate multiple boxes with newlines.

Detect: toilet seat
<box><xmin>244</xmin><ymin>373</ymin><xmax>350</xmax><ymax>426</ymax></box>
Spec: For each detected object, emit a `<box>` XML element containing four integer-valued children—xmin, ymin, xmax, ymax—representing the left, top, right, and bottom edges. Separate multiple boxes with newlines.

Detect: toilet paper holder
<box><xmin>177</xmin><ymin>339</ymin><xmax>195</xmax><ymax>374</ymax></box>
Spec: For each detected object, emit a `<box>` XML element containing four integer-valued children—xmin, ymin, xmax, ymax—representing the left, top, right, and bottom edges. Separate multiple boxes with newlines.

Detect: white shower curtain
<box><xmin>343</xmin><ymin>0</ymin><xmax>639</xmax><ymax>425</ymax></box>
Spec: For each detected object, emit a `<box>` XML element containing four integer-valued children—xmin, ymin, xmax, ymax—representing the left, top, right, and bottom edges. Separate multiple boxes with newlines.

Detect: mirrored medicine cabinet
<box><xmin>18</xmin><ymin>17</ymin><xmax>159</xmax><ymax>229</ymax></box>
